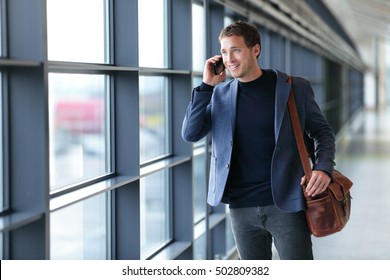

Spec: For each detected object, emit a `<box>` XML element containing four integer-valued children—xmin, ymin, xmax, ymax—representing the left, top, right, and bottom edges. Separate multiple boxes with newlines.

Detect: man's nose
<box><xmin>226</xmin><ymin>52</ymin><xmax>234</xmax><ymax>62</ymax></box>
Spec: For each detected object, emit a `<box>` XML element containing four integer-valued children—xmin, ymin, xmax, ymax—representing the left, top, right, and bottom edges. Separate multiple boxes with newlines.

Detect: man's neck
<box><xmin>238</xmin><ymin>67</ymin><xmax>263</xmax><ymax>83</ymax></box>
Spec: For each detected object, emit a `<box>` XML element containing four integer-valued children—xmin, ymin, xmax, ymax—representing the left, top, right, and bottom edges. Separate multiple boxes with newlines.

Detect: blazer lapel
<box><xmin>229</xmin><ymin>79</ymin><xmax>239</xmax><ymax>137</ymax></box>
<box><xmin>274</xmin><ymin>71</ymin><xmax>291</xmax><ymax>142</ymax></box>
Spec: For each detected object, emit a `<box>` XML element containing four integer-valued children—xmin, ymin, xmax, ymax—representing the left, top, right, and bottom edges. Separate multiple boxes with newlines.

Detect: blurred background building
<box><xmin>0</xmin><ymin>0</ymin><xmax>389</xmax><ymax>260</ymax></box>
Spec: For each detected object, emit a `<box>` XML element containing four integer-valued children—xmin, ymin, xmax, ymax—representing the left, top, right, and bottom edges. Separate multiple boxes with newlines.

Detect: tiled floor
<box><xmin>312</xmin><ymin>109</ymin><xmax>390</xmax><ymax>259</ymax></box>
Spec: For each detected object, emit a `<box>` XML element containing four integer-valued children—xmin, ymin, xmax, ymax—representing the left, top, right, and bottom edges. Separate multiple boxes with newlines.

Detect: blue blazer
<box><xmin>182</xmin><ymin>69</ymin><xmax>335</xmax><ymax>212</ymax></box>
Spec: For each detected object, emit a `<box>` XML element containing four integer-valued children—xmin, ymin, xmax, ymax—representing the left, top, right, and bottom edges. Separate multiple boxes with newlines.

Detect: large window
<box><xmin>46</xmin><ymin>0</ymin><xmax>112</xmax><ymax>261</ymax></box>
<box><xmin>50</xmin><ymin>192</ymin><xmax>110</xmax><ymax>259</ymax></box>
<box><xmin>47</xmin><ymin>0</ymin><xmax>111</xmax><ymax>192</ymax></box>
<box><xmin>191</xmin><ymin>3</ymin><xmax>207</xmax><ymax>222</ymax></box>
<box><xmin>138</xmin><ymin>0</ymin><xmax>167</xmax><ymax>68</ymax></box>
<box><xmin>191</xmin><ymin>3</ymin><xmax>207</xmax><ymax>259</ymax></box>
<box><xmin>138</xmin><ymin>0</ymin><xmax>173</xmax><ymax>260</ymax></box>
<box><xmin>191</xmin><ymin>3</ymin><xmax>208</xmax><ymax>259</ymax></box>
<box><xmin>140</xmin><ymin>169</ymin><xmax>171</xmax><ymax>259</ymax></box>
<box><xmin>138</xmin><ymin>0</ymin><xmax>170</xmax><ymax>164</ymax></box>
<box><xmin>139</xmin><ymin>76</ymin><xmax>169</xmax><ymax>163</ymax></box>
<box><xmin>49</xmin><ymin>73</ymin><xmax>111</xmax><ymax>190</ymax></box>
<box><xmin>47</xmin><ymin>0</ymin><xmax>108</xmax><ymax>63</ymax></box>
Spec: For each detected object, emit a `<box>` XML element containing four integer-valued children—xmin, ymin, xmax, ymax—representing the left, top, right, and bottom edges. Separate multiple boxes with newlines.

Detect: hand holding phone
<box><xmin>203</xmin><ymin>56</ymin><xmax>226</xmax><ymax>86</ymax></box>
<box><xmin>213</xmin><ymin>59</ymin><xmax>225</xmax><ymax>75</ymax></box>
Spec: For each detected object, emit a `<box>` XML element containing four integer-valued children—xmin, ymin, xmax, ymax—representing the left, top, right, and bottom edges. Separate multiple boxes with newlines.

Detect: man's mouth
<box><xmin>229</xmin><ymin>64</ymin><xmax>239</xmax><ymax>71</ymax></box>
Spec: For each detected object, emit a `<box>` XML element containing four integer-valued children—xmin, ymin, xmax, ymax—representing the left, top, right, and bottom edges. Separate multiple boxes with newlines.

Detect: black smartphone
<box><xmin>213</xmin><ymin>59</ymin><xmax>225</xmax><ymax>75</ymax></box>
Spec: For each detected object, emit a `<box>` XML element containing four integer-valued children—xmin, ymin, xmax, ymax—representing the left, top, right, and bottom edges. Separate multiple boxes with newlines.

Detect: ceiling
<box><xmin>322</xmin><ymin>0</ymin><xmax>390</xmax><ymax>68</ymax></box>
<box><xmin>219</xmin><ymin>0</ymin><xmax>389</xmax><ymax>70</ymax></box>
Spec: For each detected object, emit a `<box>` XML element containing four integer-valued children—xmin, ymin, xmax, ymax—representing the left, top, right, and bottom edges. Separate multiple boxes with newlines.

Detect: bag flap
<box><xmin>328</xmin><ymin>170</ymin><xmax>353</xmax><ymax>200</ymax></box>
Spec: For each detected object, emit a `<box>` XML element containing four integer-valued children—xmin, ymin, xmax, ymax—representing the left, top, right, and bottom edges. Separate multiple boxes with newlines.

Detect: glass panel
<box><xmin>0</xmin><ymin>74</ymin><xmax>2</xmax><ymax>209</ymax></box>
<box><xmin>192</xmin><ymin>76</ymin><xmax>203</xmax><ymax>91</ymax></box>
<box><xmin>139</xmin><ymin>76</ymin><xmax>169</xmax><ymax>163</ymax></box>
<box><xmin>194</xmin><ymin>234</ymin><xmax>207</xmax><ymax>260</ymax></box>
<box><xmin>50</xmin><ymin>192</ymin><xmax>110</xmax><ymax>259</ymax></box>
<box><xmin>193</xmin><ymin>149</ymin><xmax>207</xmax><ymax>223</ymax></box>
<box><xmin>47</xmin><ymin>0</ymin><xmax>108</xmax><ymax>63</ymax></box>
<box><xmin>0</xmin><ymin>232</ymin><xmax>3</xmax><ymax>259</ymax></box>
<box><xmin>140</xmin><ymin>169</ymin><xmax>170</xmax><ymax>259</ymax></box>
<box><xmin>191</xmin><ymin>76</ymin><xmax>207</xmax><ymax>224</ymax></box>
<box><xmin>192</xmin><ymin>3</ymin><xmax>206</xmax><ymax>71</ymax></box>
<box><xmin>49</xmin><ymin>73</ymin><xmax>110</xmax><ymax>190</ymax></box>
<box><xmin>388</xmin><ymin>40</ymin><xmax>390</xmax><ymax>107</ymax></box>
<box><xmin>0</xmin><ymin>4</ymin><xmax>2</xmax><ymax>56</ymax></box>
<box><xmin>225</xmin><ymin>210</ymin><xmax>236</xmax><ymax>255</ymax></box>
<box><xmin>224</xmin><ymin>16</ymin><xmax>234</xmax><ymax>28</ymax></box>
<box><xmin>138</xmin><ymin>0</ymin><xmax>167</xmax><ymax>68</ymax></box>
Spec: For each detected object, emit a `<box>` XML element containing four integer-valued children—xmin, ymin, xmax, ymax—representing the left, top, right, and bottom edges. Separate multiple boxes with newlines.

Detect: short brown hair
<box><xmin>219</xmin><ymin>20</ymin><xmax>261</xmax><ymax>49</ymax></box>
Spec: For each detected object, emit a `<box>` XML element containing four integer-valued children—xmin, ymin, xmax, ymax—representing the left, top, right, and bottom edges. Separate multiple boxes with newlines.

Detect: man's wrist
<box><xmin>199</xmin><ymin>82</ymin><xmax>215</xmax><ymax>92</ymax></box>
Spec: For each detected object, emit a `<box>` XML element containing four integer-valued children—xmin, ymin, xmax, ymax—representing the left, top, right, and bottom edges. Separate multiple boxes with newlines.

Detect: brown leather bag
<box><xmin>287</xmin><ymin>76</ymin><xmax>353</xmax><ymax>237</ymax></box>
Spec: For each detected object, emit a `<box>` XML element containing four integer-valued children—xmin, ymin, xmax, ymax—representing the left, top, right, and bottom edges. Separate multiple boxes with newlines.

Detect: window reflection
<box><xmin>138</xmin><ymin>0</ymin><xmax>167</xmax><ymax>68</ymax></box>
<box><xmin>49</xmin><ymin>73</ymin><xmax>110</xmax><ymax>190</ymax></box>
<box><xmin>140</xmin><ymin>169</ymin><xmax>170</xmax><ymax>259</ymax></box>
<box><xmin>139</xmin><ymin>76</ymin><xmax>169</xmax><ymax>163</ymax></box>
<box><xmin>50</xmin><ymin>192</ymin><xmax>110</xmax><ymax>259</ymax></box>
<box><xmin>47</xmin><ymin>0</ymin><xmax>108</xmax><ymax>63</ymax></box>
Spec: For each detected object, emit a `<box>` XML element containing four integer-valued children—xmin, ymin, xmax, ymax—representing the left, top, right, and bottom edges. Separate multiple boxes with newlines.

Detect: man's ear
<box><xmin>254</xmin><ymin>44</ymin><xmax>261</xmax><ymax>59</ymax></box>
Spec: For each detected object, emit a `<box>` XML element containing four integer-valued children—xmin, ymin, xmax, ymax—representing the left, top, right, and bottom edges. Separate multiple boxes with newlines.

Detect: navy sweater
<box><xmin>223</xmin><ymin>70</ymin><xmax>277</xmax><ymax>208</ymax></box>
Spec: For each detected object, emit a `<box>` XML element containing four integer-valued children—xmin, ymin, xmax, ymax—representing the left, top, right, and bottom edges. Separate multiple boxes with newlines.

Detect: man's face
<box><xmin>220</xmin><ymin>35</ymin><xmax>260</xmax><ymax>82</ymax></box>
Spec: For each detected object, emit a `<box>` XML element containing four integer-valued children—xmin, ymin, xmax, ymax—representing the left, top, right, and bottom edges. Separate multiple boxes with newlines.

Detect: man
<box><xmin>182</xmin><ymin>20</ymin><xmax>335</xmax><ymax>260</ymax></box>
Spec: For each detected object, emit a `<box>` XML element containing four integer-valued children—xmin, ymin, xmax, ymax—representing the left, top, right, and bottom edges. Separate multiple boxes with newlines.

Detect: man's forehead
<box><xmin>220</xmin><ymin>35</ymin><xmax>245</xmax><ymax>48</ymax></box>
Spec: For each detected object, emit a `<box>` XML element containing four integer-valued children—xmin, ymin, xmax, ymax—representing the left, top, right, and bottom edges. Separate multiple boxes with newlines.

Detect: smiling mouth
<box><xmin>229</xmin><ymin>64</ymin><xmax>239</xmax><ymax>71</ymax></box>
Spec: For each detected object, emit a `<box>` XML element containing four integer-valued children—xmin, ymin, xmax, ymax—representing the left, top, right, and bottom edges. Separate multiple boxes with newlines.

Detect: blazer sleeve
<box><xmin>300</xmin><ymin>79</ymin><xmax>336</xmax><ymax>176</ymax></box>
<box><xmin>181</xmin><ymin>87</ymin><xmax>213</xmax><ymax>142</ymax></box>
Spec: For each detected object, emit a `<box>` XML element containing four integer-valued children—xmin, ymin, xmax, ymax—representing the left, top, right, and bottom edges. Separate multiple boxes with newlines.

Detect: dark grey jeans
<box><xmin>229</xmin><ymin>205</ymin><xmax>313</xmax><ymax>260</ymax></box>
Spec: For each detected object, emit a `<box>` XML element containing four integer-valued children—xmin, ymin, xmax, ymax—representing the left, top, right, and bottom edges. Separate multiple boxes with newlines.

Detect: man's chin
<box><xmin>229</xmin><ymin>71</ymin><xmax>239</xmax><ymax>78</ymax></box>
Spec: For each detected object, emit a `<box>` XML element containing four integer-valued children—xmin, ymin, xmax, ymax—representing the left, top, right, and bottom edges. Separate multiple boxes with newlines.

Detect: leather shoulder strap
<box><xmin>287</xmin><ymin>76</ymin><xmax>312</xmax><ymax>179</ymax></box>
